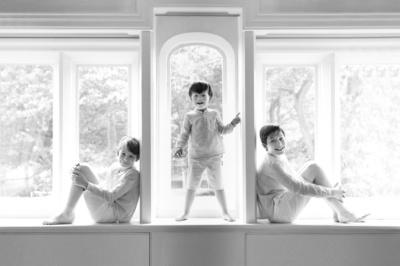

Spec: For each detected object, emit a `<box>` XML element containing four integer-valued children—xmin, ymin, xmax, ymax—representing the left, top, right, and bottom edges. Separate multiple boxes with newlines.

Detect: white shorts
<box><xmin>84</xmin><ymin>191</ymin><xmax>117</xmax><ymax>223</ymax></box>
<box><xmin>187</xmin><ymin>155</ymin><xmax>223</xmax><ymax>190</ymax></box>
<box><xmin>268</xmin><ymin>174</ymin><xmax>312</xmax><ymax>223</ymax></box>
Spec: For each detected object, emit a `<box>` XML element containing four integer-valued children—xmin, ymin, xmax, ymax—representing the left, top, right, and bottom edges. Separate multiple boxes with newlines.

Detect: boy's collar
<box><xmin>194</xmin><ymin>108</ymin><xmax>208</xmax><ymax>114</ymax></box>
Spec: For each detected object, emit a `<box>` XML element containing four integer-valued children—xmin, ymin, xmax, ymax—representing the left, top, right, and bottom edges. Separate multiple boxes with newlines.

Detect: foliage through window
<box><xmin>264</xmin><ymin>67</ymin><xmax>315</xmax><ymax>170</ymax></box>
<box><xmin>78</xmin><ymin>66</ymin><xmax>129</xmax><ymax>178</ymax></box>
<box><xmin>0</xmin><ymin>65</ymin><xmax>53</xmax><ymax>197</ymax></box>
<box><xmin>340</xmin><ymin>64</ymin><xmax>400</xmax><ymax>198</ymax></box>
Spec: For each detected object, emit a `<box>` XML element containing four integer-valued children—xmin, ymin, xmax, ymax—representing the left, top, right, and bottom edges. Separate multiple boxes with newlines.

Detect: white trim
<box><xmin>244</xmin><ymin>11</ymin><xmax>400</xmax><ymax>31</ymax></box>
<box><xmin>0</xmin><ymin>38</ymin><xmax>139</xmax><ymax>51</ymax></box>
<box><xmin>243</xmin><ymin>31</ymin><xmax>257</xmax><ymax>223</ymax></box>
<box><xmin>256</xmin><ymin>37</ymin><xmax>400</xmax><ymax>52</ymax></box>
<box><xmin>140</xmin><ymin>31</ymin><xmax>152</xmax><ymax>224</ymax></box>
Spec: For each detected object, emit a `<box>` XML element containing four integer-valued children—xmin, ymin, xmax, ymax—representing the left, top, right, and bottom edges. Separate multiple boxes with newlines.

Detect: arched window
<box><xmin>155</xmin><ymin>33</ymin><xmax>240</xmax><ymax>219</ymax></box>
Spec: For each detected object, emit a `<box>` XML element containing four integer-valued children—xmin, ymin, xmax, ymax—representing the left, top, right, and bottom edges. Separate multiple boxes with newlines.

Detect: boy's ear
<box><xmin>262</xmin><ymin>143</ymin><xmax>268</xmax><ymax>150</ymax></box>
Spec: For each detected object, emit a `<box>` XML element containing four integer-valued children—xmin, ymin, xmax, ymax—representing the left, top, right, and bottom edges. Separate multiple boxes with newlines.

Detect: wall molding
<box><xmin>244</xmin><ymin>11</ymin><xmax>400</xmax><ymax>30</ymax></box>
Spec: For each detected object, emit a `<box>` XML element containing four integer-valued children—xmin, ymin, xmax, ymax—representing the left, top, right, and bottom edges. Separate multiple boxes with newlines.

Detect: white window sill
<box><xmin>0</xmin><ymin>218</ymin><xmax>399</xmax><ymax>235</ymax></box>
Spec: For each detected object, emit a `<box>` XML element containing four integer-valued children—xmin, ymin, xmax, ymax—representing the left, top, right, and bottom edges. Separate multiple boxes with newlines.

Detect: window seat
<box><xmin>0</xmin><ymin>218</ymin><xmax>399</xmax><ymax>234</ymax></box>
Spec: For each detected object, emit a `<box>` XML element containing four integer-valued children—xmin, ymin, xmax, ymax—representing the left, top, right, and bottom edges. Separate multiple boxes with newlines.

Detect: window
<box><xmin>0</xmin><ymin>40</ymin><xmax>139</xmax><ymax>218</ymax></box>
<box><xmin>257</xmin><ymin>42</ymin><xmax>400</xmax><ymax>220</ymax></box>
<box><xmin>170</xmin><ymin>45</ymin><xmax>224</xmax><ymax>192</ymax></box>
<box><xmin>155</xmin><ymin>33</ymin><xmax>241</xmax><ymax>219</ymax></box>
<box><xmin>78</xmin><ymin>65</ymin><xmax>131</xmax><ymax>176</ymax></box>
<box><xmin>264</xmin><ymin>66</ymin><xmax>316</xmax><ymax>170</ymax></box>
<box><xmin>337</xmin><ymin>53</ymin><xmax>400</xmax><ymax>219</ymax></box>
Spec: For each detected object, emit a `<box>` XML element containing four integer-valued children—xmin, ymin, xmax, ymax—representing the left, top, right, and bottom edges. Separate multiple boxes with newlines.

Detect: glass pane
<box><xmin>78</xmin><ymin>66</ymin><xmax>129</xmax><ymax>178</ymax></box>
<box><xmin>340</xmin><ymin>64</ymin><xmax>400</xmax><ymax>197</ymax></box>
<box><xmin>264</xmin><ymin>67</ymin><xmax>315</xmax><ymax>169</ymax></box>
<box><xmin>0</xmin><ymin>65</ymin><xmax>53</xmax><ymax>197</ymax></box>
<box><xmin>170</xmin><ymin>46</ymin><xmax>223</xmax><ymax>193</ymax></box>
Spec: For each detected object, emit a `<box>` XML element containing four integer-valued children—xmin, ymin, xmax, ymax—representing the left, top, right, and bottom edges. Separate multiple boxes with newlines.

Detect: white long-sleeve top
<box><xmin>86</xmin><ymin>162</ymin><xmax>140</xmax><ymax>222</ymax></box>
<box><xmin>175</xmin><ymin>108</ymin><xmax>234</xmax><ymax>159</ymax></box>
<box><xmin>256</xmin><ymin>153</ymin><xmax>333</xmax><ymax>218</ymax></box>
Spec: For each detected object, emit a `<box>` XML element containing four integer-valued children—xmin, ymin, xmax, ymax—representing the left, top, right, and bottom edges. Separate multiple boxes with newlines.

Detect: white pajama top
<box><xmin>85</xmin><ymin>162</ymin><xmax>140</xmax><ymax>223</ymax></box>
<box><xmin>256</xmin><ymin>153</ymin><xmax>333</xmax><ymax>221</ymax></box>
<box><xmin>176</xmin><ymin>108</ymin><xmax>234</xmax><ymax>159</ymax></box>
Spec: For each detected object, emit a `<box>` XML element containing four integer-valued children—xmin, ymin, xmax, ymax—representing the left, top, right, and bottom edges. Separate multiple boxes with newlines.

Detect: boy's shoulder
<box><xmin>186</xmin><ymin>110</ymin><xmax>198</xmax><ymax>116</ymax></box>
<box><xmin>206</xmin><ymin>108</ymin><xmax>219</xmax><ymax>114</ymax></box>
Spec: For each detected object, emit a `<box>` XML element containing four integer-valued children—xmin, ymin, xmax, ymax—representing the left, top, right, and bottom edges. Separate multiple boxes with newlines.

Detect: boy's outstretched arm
<box><xmin>231</xmin><ymin>112</ymin><xmax>241</xmax><ymax>127</ymax></box>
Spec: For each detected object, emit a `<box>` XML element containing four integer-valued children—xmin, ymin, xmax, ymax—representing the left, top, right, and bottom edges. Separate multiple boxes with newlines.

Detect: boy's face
<box><xmin>266</xmin><ymin>130</ymin><xmax>286</xmax><ymax>156</ymax></box>
<box><xmin>118</xmin><ymin>145</ymin><xmax>136</xmax><ymax>169</ymax></box>
<box><xmin>191</xmin><ymin>89</ymin><xmax>210</xmax><ymax>111</ymax></box>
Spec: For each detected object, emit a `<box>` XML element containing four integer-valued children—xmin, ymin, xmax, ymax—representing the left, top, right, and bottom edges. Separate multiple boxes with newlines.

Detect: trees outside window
<box><xmin>0</xmin><ymin>65</ymin><xmax>53</xmax><ymax>197</ymax></box>
<box><xmin>340</xmin><ymin>64</ymin><xmax>400</xmax><ymax>198</ymax></box>
<box><xmin>264</xmin><ymin>67</ymin><xmax>315</xmax><ymax>170</ymax></box>
<box><xmin>78</xmin><ymin>66</ymin><xmax>130</xmax><ymax>178</ymax></box>
<box><xmin>0</xmin><ymin>42</ymin><xmax>138</xmax><ymax>218</ymax></box>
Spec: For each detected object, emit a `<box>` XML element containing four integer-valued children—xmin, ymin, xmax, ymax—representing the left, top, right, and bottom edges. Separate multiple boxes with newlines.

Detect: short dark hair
<box><xmin>259</xmin><ymin>124</ymin><xmax>285</xmax><ymax>146</ymax></box>
<box><xmin>188</xmin><ymin>81</ymin><xmax>213</xmax><ymax>99</ymax></box>
<box><xmin>117</xmin><ymin>136</ymin><xmax>140</xmax><ymax>161</ymax></box>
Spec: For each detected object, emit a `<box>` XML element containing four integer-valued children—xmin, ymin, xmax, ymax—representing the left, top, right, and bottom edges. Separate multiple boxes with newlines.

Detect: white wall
<box><xmin>1</xmin><ymin>0</ymin><xmax>400</xmax><ymax>30</ymax></box>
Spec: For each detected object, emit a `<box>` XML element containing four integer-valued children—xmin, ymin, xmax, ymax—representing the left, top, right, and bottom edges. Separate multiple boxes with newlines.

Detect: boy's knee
<box><xmin>77</xmin><ymin>163</ymin><xmax>91</xmax><ymax>173</ymax></box>
<box><xmin>305</xmin><ymin>161</ymin><xmax>321</xmax><ymax>172</ymax></box>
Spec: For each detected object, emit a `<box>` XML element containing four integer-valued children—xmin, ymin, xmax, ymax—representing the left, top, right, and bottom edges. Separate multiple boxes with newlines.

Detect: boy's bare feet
<box><xmin>223</xmin><ymin>213</ymin><xmax>235</xmax><ymax>222</ymax></box>
<box><xmin>42</xmin><ymin>212</ymin><xmax>75</xmax><ymax>225</ymax></box>
<box><xmin>338</xmin><ymin>212</ymin><xmax>370</xmax><ymax>223</ymax></box>
<box><xmin>333</xmin><ymin>212</ymin><xmax>339</xmax><ymax>223</ymax></box>
<box><xmin>175</xmin><ymin>214</ymin><xmax>189</xmax><ymax>222</ymax></box>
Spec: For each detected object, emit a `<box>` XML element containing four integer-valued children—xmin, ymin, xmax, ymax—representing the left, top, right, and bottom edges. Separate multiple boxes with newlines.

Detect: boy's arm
<box><xmin>175</xmin><ymin>114</ymin><xmax>191</xmax><ymax>149</ymax></box>
<box><xmin>265</xmin><ymin>161</ymin><xmax>333</xmax><ymax>198</ymax></box>
<box><xmin>86</xmin><ymin>170</ymin><xmax>140</xmax><ymax>202</ymax></box>
<box><xmin>216</xmin><ymin>112</ymin><xmax>239</xmax><ymax>135</ymax></box>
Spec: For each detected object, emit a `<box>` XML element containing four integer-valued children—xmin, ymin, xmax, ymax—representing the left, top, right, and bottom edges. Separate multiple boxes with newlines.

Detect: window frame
<box><xmin>0</xmin><ymin>39</ymin><xmax>140</xmax><ymax>218</ymax></box>
<box><xmin>154</xmin><ymin>32</ymin><xmax>242</xmax><ymax>220</ymax></box>
<box><xmin>256</xmin><ymin>38</ymin><xmax>400</xmax><ymax>220</ymax></box>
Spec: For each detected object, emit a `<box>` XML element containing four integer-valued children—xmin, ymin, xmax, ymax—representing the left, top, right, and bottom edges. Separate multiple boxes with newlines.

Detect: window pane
<box><xmin>0</xmin><ymin>65</ymin><xmax>53</xmax><ymax>197</ymax></box>
<box><xmin>78</xmin><ymin>66</ymin><xmax>129</xmax><ymax>177</ymax></box>
<box><xmin>264</xmin><ymin>67</ymin><xmax>315</xmax><ymax>169</ymax></box>
<box><xmin>340</xmin><ymin>64</ymin><xmax>400</xmax><ymax>198</ymax></box>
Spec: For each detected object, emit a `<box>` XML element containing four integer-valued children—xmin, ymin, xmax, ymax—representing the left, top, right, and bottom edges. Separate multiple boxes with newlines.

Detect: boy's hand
<box><xmin>174</xmin><ymin>148</ymin><xmax>183</xmax><ymax>158</ymax></box>
<box><xmin>71</xmin><ymin>169</ymin><xmax>88</xmax><ymax>189</ymax></box>
<box><xmin>330</xmin><ymin>187</ymin><xmax>346</xmax><ymax>201</ymax></box>
<box><xmin>231</xmin><ymin>113</ymin><xmax>241</xmax><ymax>127</ymax></box>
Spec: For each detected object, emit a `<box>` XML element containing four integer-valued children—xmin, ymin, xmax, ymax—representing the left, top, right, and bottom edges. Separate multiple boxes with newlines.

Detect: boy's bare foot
<box><xmin>42</xmin><ymin>212</ymin><xmax>75</xmax><ymax>225</ymax></box>
<box><xmin>338</xmin><ymin>212</ymin><xmax>370</xmax><ymax>223</ymax></box>
<box><xmin>175</xmin><ymin>214</ymin><xmax>188</xmax><ymax>222</ymax></box>
<box><xmin>223</xmin><ymin>214</ymin><xmax>235</xmax><ymax>222</ymax></box>
<box><xmin>333</xmin><ymin>212</ymin><xmax>339</xmax><ymax>223</ymax></box>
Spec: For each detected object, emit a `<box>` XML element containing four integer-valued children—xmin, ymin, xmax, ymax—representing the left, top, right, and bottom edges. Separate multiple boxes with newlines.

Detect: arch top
<box><xmin>159</xmin><ymin>32</ymin><xmax>235</xmax><ymax>61</ymax></box>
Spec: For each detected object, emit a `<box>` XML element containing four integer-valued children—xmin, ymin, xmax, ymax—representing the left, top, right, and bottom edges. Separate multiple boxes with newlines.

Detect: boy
<box><xmin>174</xmin><ymin>81</ymin><xmax>240</xmax><ymax>221</ymax></box>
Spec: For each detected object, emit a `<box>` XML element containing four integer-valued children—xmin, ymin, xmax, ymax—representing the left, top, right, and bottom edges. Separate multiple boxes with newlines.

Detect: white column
<box><xmin>244</xmin><ymin>31</ymin><xmax>257</xmax><ymax>223</ymax></box>
<box><xmin>140</xmin><ymin>31</ymin><xmax>152</xmax><ymax>224</ymax></box>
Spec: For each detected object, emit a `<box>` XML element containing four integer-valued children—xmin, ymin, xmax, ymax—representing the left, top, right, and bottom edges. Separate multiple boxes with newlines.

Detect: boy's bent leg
<box><xmin>77</xmin><ymin>163</ymin><xmax>100</xmax><ymax>185</ymax></box>
<box><xmin>42</xmin><ymin>185</ymin><xmax>80</xmax><ymax>225</ymax></box>
<box><xmin>42</xmin><ymin>164</ymin><xmax>89</xmax><ymax>225</ymax></box>
<box><xmin>299</xmin><ymin>162</ymin><xmax>369</xmax><ymax>223</ymax></box>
